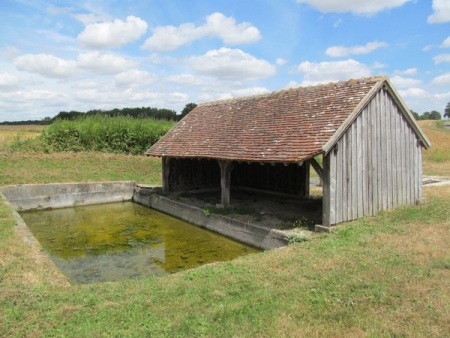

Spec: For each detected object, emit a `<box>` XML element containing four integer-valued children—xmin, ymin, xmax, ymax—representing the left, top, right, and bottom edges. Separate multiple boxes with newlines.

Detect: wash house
<box><xmin>147</xmin><ymin>76</ymin><xmax>430</xmax><ymax>229</ymax></box>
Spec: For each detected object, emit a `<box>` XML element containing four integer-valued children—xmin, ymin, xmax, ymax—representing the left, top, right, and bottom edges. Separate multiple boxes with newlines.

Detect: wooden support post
<box><xmin>162</xmin><ymin>157</ymin><xmax>171</xmax><ymax>193</ymax></box>
<box><xmin>320</xmin><ymin>153</ymin><xmax>331</xmax><ymax>229</ymax></box>
<box><xmin>218</xmin><ymin>160</ymin><xmax>233</xmax><ymax>206</ymax></box>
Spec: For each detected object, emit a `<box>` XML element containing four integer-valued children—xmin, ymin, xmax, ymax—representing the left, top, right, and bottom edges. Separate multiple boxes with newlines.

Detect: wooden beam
<box><xmin>309</xmin><ymin>157</ymin><xmax>323</xmax><ymax>186</ymax></box>
<box><xmin>218</xmin><ymin>160</ymin><xmax>234</xmax><ymax>206</ymax></box>
<box><xmin>162</xmin><ymin>157</ymin><xmax>171</xmax><ymax>193</ymax></box>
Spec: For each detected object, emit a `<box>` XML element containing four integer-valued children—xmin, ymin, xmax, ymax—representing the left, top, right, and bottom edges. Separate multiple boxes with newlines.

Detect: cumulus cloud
<box><xmin>188</xmin><ymin>48</ymin><xmax>276</xmax><ymax>81</ymax></box>
<box><xmin>78</xmin><ymin>52</ymin><xmax>138</xmax><ymax>74</ymax></box>
<box><xmin>431</xmin><ymin>73</ymin><xmax>450</xmax><ymax>86</ymax></box>
<box><xmin>326</xmin><ymin>41</ymin><xmax>388</xmax><ymax>57</ymax></box>
<box><xmin>14</xmin><ymin>53</ymin><xmax>77</xmax><ymax>78</ymax></box>
<box><xmin>397</xmin><ymin>87</ymin><xmax>429</xmax><ymax>99</ymax></box>
<box><xmin>296</xmin><ymin>0</ymin><xmax>412</xmax><ymax>14</ymax></box>
<box><xmin>142</xmin><ymin>12</ymin><xmax>261</xmax><ymax>51</ymax></box>
<box><xmin>165</xmin><ymin>74</ymin><xmax>205</xmax><ymax>85</ymax></box>
<box><xmin>78</xmin><ymin>16</ymin><xmax>148</xmax><ymax>49</ymax></box>
<box><xmin>428</xmin><ymin>0</ymin><xmax>450</xmax><ymax>23</ymax></box>
<box><xmin>114</xmin><ymin>70</ymin><xmax>156</xmax><ymax>87</ymax></box>
<box><xmin>276</xmin><ymin>58</ymin><xmax>288</xmax><ymax>65</ymax></box>
<box><xmin>394</xmin><ymin>68</ymin><xmax>418</xmax><ymax>76</ymax></box>
<box><xmin>0</xmin><ymin>72</ymin><xmax>19</xmax><ymax>89</ymax></box>
<box><xmin>433</xmin><ymin>54</ymin><xmax>450</xmax><ymax>64</ymax></box>
<box><xmin>441</xmin><ymin>36</ymin><xmax>450</xmax><ymax>48</ymax></box>
<box><xmin>390</xmin><ymin>75</ymin><xmax>421</xmax><ymax>88</ymax></box>
<box><xmin>296</xmin><ymin>59</ymin><xmax>372</xmax><ymax>85</ymax></box>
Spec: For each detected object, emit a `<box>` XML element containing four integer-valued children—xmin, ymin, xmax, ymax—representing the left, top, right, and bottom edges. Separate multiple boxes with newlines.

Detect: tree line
<box><xmin>0</xmin><ymin>104</ymin><xmax>198</xmax><ymax>125</ymax></box>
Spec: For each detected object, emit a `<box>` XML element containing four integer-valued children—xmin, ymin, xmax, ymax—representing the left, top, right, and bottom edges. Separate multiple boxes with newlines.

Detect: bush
<box><xmin>40</xmin><ymin>115</ymin><xmax>174</xmax><ymax>155</ymax></box>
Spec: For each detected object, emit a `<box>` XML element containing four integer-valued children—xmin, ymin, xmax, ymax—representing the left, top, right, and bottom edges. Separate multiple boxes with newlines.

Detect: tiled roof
<box><xmin>147</xmin><ymin>76</ymin><xmax>385</xmax><ymax>163</ymax></box>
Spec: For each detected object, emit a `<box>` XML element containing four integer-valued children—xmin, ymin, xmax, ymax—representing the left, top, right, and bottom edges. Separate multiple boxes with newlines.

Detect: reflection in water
<box><xmin>20</xmin><ymin>202</ymin><xmax>259</xmax><ymax>284</ymax></box>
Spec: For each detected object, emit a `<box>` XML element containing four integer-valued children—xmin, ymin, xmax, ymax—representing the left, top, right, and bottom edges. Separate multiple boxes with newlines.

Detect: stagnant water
<box><xmin>20</xmin><ymin>202</ymin><xmax>259</xmax><ymax>284</ymax></box>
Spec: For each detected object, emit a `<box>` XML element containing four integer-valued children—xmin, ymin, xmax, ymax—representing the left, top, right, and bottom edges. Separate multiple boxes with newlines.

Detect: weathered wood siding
<box><xmin>323</xmin><ymin>88</ymin><xmax>423</xmax><ymax>226</ymax></box>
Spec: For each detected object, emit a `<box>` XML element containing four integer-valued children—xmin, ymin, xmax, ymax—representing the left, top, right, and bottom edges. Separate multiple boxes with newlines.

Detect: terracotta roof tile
<box><xmin>147</xmin><ymin>76</ymin><xmax>384</xmax><ymax>162</ymax></box>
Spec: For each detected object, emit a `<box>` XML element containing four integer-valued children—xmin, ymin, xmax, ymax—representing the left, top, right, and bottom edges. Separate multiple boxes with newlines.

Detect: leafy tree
<box><xmin>178</xmin><ymin>103</ymin><xmax>197</xmax><ymax>121</ymax></box>
<box><xmin>411</xmin><ymin>110</ymin><xmax>420</xmax><ymax>120</ymax></box>
<box><xmin>445</xmin><ymin>102</ymin><xmax>450</xmax><ymax>119</ymax></box>
<box><xmin>429</xmin><ymin>110</ymin><xmax>441</xmax><ymax>120</ymax></box>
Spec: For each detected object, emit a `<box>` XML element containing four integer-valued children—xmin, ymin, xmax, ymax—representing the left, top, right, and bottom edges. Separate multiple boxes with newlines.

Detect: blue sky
<box><xmin>1</xmin><ymin>0</ymin><xmax>449</xmax><ymax>122</ymax></box>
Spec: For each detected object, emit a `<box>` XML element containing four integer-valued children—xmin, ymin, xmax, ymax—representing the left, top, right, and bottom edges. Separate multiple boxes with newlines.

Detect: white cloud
<box><xmin>394</xmin><ymin>68</ymin><xmax>418</xmax><ymax>76</ymax></box>
<box><xmin>114</xmin><ymin>70</ymin><xmax>156</xmax><ymax>87</ymax></box>
<box><xmin>13</xmin><ymin>53</ymin><xmax>77</xmax><ymax>78</ymax></box>
<box><xmin>433</xmin><ymin>54</ymin><xmax>450</xmax><ymax>64</ymax></box>
<box><xmin>78</xmin><ymin>16</ymin><xmax>148</xmax><ymax>49</ymax></box>
<box><xmin>73</xmin><ymin>13</ymin><xmax>112</xmax><ymax>25</ymax></box>
<box><xmin>397</xmin><ymin>87</ymin><xmax>429</xmax><ymax>99</ymax></box>
<box><xmin>422</xmin><ymin>44</ymin><xmax>433</xmax><ymax>52</ymax></box>
<box><xmin>188</xmin><ymin>48</ymin><xmax>276</xmax><ymax>81</ymax></box>
<box><xmin>142</xmin><ymin>12</ymin><xmax>261</xmax><ymax>51</ymax></box>
<box><xmin>0</xmin><ymin>72</ymin><xmax>19</xmax><ymax>89</ymax></box>
<box><xmin>165</xmin><ymin>74</ymin><xmax>204</xmax><ymax>85</ymax></box>
<box><xmin>326</xmin><ymin>41</ymin><xmax>388</xmax><ymax>57</ymax></box>
<box><xmin>428</xmin><ymin>0</ymin><xmax>450</xmax><ymax>23</ymax></box>
<box><xmin>296</xmin><ymin>59</ymin><xmax>372</xmax><ymax>85</ymax></box>
<box><xmin>78</xmin><ymin>52</ymin><xmax>138</xmax><ymax>74</ymax></box>
<box><xmin>431</xmin><ymin>73</ymin><xmax>450</xmax><ymax>86</ymax></box>
<box><xmin>390</xmin><ymin>75</ymin><xmax>421</xmax><ymax>88</ymax></box>
<box><xmin>231</xmin><ymin>87</ymin><xmax>270</xmax><ymax>97</ymax></box>
<box><xmin>276</xmin><ymin>58</ymin><xmax>288</xmax><ymax>65</ymax></box>
<box><xmin>441</xmin><ymin>36</ymin><xmax>450</xmax><ymax>48</ymax></box>
<box><xmin>296</xmin><ymin>0</ymin><xmax>412</xmax><ymax>14</ymax></box>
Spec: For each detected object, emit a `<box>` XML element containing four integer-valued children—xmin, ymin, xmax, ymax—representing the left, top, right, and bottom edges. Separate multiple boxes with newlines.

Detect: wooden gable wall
<box><xmin>322</xmin><ymin>87</ymin><xmax>423</xmax><ymax>226</ymax></box>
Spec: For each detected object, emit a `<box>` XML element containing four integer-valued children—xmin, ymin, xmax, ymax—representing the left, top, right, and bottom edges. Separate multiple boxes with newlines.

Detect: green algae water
<box><xmin>20</xmin><ymin>202</ymin><xmax>259</xmax><ymax>284</ymax></box>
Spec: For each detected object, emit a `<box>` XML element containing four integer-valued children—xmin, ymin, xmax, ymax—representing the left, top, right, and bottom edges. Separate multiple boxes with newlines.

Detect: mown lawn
<box><xmin>1</xmin><ymin>121</ymin><xmax>450</xmax><ymax>337</ymax></box>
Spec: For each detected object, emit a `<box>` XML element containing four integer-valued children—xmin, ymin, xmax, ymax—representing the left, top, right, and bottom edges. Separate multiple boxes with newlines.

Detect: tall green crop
<box><xmin>41</xmin><ymin>115</ymin><xmax>174</xmax><ymax>155</ymax></box>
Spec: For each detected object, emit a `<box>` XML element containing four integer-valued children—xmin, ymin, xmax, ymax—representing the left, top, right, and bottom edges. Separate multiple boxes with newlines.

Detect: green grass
<box><xmin>0</xmin><ymin>152</ymin><xmax>161</xmax><ymax>185</ymax></box>
<box><xmin>1</xmin><ymin>121</ymin><xmax>450</xmax><ymax>336</ymax></box>
<box><xmin>1</xmin><ymin>177</ymin><xmax>450</xmax><ymax>336</ymax></box>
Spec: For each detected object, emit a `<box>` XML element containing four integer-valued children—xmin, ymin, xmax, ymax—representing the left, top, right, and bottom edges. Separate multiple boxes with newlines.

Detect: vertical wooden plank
<box><xmin>347</xmin><ymin>123</ymin><xmax>353</xmax><ymax>221</ymax></box>
<box><xmin>391</xmin><ymin>100</ymin><xmax>398</xmax><ymax>208</ymax></box>
<box><xmin>330</xmin><ymin>149</ymin><xmax>337</xmax><ymax>225</ymax></box>
<box><xmin>351</xmin><ymin>122</ymin><xmax>358</xmax><ymax>220</ymax></box>
<box><xmin>385</xmin><ymin>91</ymin><xmax>392</xmax><ymax>210</ymax></box>
<box><xmin>367</xmin><ymin>100</ymin><xmax>373</xmax><ymax>216</ymax></box>
<box><xmin>401</xmin><ymin>113</ymin><xmax>408</xmax><ymax>205</ymax></box>
<box><xmin>356</xmin><ymin>115</ymin><xmax>363</xmax><ymax>217</ymax></box>
<box><xmin>372</xmin><ymin>94</ymin><xmax>379</xmax><ymax>214</ymax></box>
<box><xmin>361</xmin><ymin>106</ymin><xmax>369</xmax><ymax>216</ymax></box>
<box><xmin>335</xmin><ymin>141</ymin><xmax>343</xmax><ymax>224</ymax></box>
<box><xmin>395</xmin><ymin>105</ymin><xmax>403</xmax><ymax>206</ymax></box>
<box><xmin>380</xmin><ymin>90</ymin><xmax>388</xmax><ymax>211</ymax></box>
<box><xmin>408</xmin><ymin>128</ymin><xmax>414</xmax><ymax>204</ymax></box>
<box><xmin>322</xmin><ymin>154</ymin><xmax>331</xmax><ymax>227</ymax></box>
<box><xmin>342</xmin><ymin>133</ymin><xmax>348</xmax><ymax>222</ymax></box>
<box><xmin>418</xmin><ymin>144</ymin><xmax>423</xmax><ymax>202</ymax></box>
<box><xmin>377</xmin><ymin>91</ymin><xmax>383</xmax><ymax>211</ymax></box>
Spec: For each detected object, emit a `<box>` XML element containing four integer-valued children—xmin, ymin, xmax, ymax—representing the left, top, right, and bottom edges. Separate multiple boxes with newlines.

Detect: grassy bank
<box><xmin>418</xmin><ymin>120</ymin><xmax>450</xmax><ymax>177</ymax></box>
<box><xmin>1</xmin><ymin>121</ymin><xmax>450</xmax><ymax>337</ymax></box>
<box><xmin>0</xmin><ymin>152</ymin><xmax>161</xmax><ymax>185</ymax></box>
<box><xmin>2</xmin><ymin>186</ymin><xmax>449</xmax><ymax>337</ymax></box>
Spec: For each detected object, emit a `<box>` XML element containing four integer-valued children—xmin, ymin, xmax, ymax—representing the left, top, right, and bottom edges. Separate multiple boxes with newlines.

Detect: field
<box><xmin>1</xmin><ymin>121</ymin><xmax>450</xmax><ymax>337</ymax></box>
